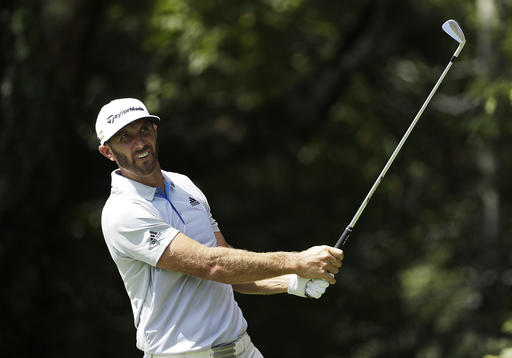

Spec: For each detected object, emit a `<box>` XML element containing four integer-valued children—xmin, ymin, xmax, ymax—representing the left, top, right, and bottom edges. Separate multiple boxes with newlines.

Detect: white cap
<box><xmin>95</xmin><ymin>98</ymin><xmax>160</xmax><ymax>145</ymax></box>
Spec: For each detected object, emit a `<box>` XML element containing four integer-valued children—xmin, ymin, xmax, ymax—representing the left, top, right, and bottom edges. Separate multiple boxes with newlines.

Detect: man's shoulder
<box><xmin>163</xmin><ymin>170</ymin><xmax>211</xmax><ymax>207</ymax></box>
<box><xmin>162</xmin><ymin>170</ymin><xmax>198</xmax><ymax>190</ymax></box>
<box><xmin>162</xmin><ymin>170</ymin><xmax>190</xmax><ymax>182</ymax></box>
<box><xmin>103</xmin><ymin>189</ymin><xmax>155</xmax><ymax>220</ymax></box>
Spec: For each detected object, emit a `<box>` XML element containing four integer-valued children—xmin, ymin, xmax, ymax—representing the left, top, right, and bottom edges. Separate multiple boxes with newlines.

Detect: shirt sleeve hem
<box><xmin>151</xmin><ymin>228</ymin><xmax>180</xmax><ymax>266</ymax></box>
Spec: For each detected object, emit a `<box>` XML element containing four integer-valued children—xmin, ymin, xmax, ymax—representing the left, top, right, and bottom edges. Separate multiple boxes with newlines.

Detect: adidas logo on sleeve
<box><xmin>147</xmin><ymin>230</ymin><xmax>163</xmax><ymax>247</ymax></box>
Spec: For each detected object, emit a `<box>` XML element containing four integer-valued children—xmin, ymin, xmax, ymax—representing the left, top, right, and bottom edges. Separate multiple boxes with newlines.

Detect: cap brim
<box><xmin>144</xmin><ymin>115</ymin><xmax>160</xmax><ymax>123</ymax></box>
<box><xmin>101</xmin><ymin>114</ymin><xmax>161</xmax><ymax>145</ymax></box>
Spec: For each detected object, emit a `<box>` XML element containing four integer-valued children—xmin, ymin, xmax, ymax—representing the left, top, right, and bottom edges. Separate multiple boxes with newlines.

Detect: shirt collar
<box><xmin>110</xmin><ymin>170</ymin><xmax>175</xmax><ymax>201</ymax></box>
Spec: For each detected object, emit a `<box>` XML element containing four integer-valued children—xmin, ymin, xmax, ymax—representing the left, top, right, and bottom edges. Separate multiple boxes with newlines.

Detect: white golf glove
<box><xmin>287</xmin><ymin>274</ymin><xmax>330</xmax><ymax>299</ymax></box>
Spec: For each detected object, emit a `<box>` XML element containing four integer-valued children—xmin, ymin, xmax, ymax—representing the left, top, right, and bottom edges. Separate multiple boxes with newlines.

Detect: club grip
<box><xmin>334</xmin><ymin>226</ymin><xmax>353</xmax><ymax>248</ymax></box>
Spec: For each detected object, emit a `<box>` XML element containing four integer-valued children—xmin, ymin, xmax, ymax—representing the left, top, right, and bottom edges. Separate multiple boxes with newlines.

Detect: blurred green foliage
<box><xmin>2</xmin><ymin>0</ymin><xmax>512</xmax><ymax>357</ymax></box>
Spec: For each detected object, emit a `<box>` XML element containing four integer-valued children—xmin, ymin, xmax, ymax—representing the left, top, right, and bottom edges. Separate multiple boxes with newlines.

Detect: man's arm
<box><xmin>214</xmin><ymin>231</ymin><xmax>289</xmax><ymax>294</ymax></box>
<box><xmin>156</xmin><ymin>231</ymin><xmax>343</xmax><ymax>285</ymax></box>
<box><xmin>231</xmin><ymin>275</ymin><xmax>291</xmax><ymax>295</ymax></box>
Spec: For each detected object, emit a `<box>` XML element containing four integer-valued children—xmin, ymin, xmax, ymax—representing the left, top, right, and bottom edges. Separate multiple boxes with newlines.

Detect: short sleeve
<box><xmin>200</xmin><ymin>196</ymin><xmax>220</xmax><ymax>233</ymax></box>
<box><xmin>102</xmin><ymin>197</ymin><xmax>180</xmax><ymax>266</ymax></box>
<box><xmin>190</xmin><ymin>185</ymin><xmax>219</xmax><ymax>232</ymax></box>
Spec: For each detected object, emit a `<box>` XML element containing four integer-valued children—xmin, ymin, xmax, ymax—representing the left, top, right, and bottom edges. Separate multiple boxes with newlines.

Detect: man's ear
<box><xmin>98</xmin><ymin>144</ymin><xmax>116</xmax><ymax>162</ymax></box>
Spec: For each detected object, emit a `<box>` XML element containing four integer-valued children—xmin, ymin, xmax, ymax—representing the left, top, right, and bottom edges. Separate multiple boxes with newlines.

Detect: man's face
<box><xmin>102</xmin><ymin>119</ymin><xmax>160</xmax><ymax>180</ymax></box>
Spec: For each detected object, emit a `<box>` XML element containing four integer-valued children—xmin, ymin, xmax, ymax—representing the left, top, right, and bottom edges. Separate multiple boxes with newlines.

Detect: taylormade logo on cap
<box><xmin>106</xmin><ymin>106</ymin><xmax>145</xmax><ymax>124</ymax></box>
<box><xmin>95</xmin><ymin>98</ymin><xmax>160</xmax><ymax>145</ymax></box>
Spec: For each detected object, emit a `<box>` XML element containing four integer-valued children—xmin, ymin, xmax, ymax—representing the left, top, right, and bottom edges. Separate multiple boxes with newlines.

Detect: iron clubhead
<box><xmin>442</xmin><ymin>19</ymin><xmax>466</xmax><ymax>44</ymax></box>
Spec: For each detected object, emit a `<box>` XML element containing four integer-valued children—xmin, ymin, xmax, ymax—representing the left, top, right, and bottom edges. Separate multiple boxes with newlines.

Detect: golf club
<box><xmin>334</xmin><ymin>19</ymin><xmax>466</xmax><ymax>249</ymax></box>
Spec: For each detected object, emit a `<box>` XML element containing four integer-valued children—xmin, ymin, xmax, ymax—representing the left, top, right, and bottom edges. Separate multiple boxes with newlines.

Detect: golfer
<box><xmin>96</xmin><ymin>98</ymin><xmax>344</xmax><ymax>357</ymax></box>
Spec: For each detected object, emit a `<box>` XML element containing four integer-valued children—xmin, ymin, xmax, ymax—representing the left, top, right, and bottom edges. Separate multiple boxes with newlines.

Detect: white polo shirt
<box><xmin>101</xmin><ymin>170</ymin><xmax>247</xmax><ymax>354</ymax></box>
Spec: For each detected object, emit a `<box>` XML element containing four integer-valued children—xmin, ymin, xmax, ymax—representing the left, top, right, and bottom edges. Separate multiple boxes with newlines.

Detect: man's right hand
<box><xmin>294</xmin><ymin>245</ymin><xmax>343</xmax><ymax>284</ymax></box>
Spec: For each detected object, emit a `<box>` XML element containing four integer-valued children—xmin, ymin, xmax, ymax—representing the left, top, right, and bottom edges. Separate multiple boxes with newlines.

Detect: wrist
<box><xmin>287</xmin><ymin>274</ymin><xmax>307</xmax><ymax>297</ymax></box>
<box><xmin>286</xmin><ymin>252</ymin><xmax>301</xmax><ymax>275</ymax></box>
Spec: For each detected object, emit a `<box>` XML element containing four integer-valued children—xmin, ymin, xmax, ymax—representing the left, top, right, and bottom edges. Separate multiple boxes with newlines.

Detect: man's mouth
<box><xmin>136</xmin><ymin>151</ymin><xmax>150</xmax><ymax>159</ymax></box>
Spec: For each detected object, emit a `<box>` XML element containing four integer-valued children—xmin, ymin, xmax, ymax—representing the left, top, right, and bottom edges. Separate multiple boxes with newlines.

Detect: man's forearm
<box><xmin>205</xmin><ymin>246</ymin><xmax>298</xmax><ymax>283</ymax></box>
<box><xmin>232</xmin><ymin>275</ymin><xmax>290</xmax><ymax>295</ymax></box>
<box><xmin>157</xmin><ymin>232</ymin><xmax>342</xmax><ymax>284</ymax></box>
<box><xmin>158</xmin><ymin>233</ymin><xmax>299</xmax><ymax>284</ymax></box>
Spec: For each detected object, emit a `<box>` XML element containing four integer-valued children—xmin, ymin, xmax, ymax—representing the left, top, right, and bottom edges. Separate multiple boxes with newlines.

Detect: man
<box><xmin>96</xmin><ymin>98</ymin><xmax>344</xmax><ymax>358</ymax></box>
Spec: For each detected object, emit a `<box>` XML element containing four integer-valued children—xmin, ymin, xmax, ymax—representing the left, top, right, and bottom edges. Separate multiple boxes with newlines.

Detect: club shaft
<box><xmin>335</xmin><ymin>45</ymin><xmax>462</xmax><ymax>249</ymax></box>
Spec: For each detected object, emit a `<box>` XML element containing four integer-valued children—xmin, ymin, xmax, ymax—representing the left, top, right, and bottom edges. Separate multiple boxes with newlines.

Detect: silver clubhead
<box><xmin>442</xmin><ymin>19</ymin><xmax>466</xmax><ymax>44</ymax></box>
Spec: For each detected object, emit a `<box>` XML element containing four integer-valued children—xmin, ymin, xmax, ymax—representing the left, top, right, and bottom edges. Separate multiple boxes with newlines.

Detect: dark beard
<box><xmin>111</xmin><ymin>140</ymin><xmax>159</xmax><ymax>176</ymax></box>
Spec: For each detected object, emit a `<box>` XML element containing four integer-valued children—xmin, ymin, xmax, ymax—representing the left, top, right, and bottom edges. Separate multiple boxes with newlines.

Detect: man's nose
<box><xmin>133</xmin><ymin>133</ymin><xmax>146</xmax><ymax>148</ymax></box>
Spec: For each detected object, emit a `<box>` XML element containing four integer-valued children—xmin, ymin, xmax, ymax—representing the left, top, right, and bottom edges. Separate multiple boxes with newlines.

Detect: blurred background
<box><xmin>2</xmin><ymin>0</ymin><xmax>512</xmax><ymax>357</ymax></box>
